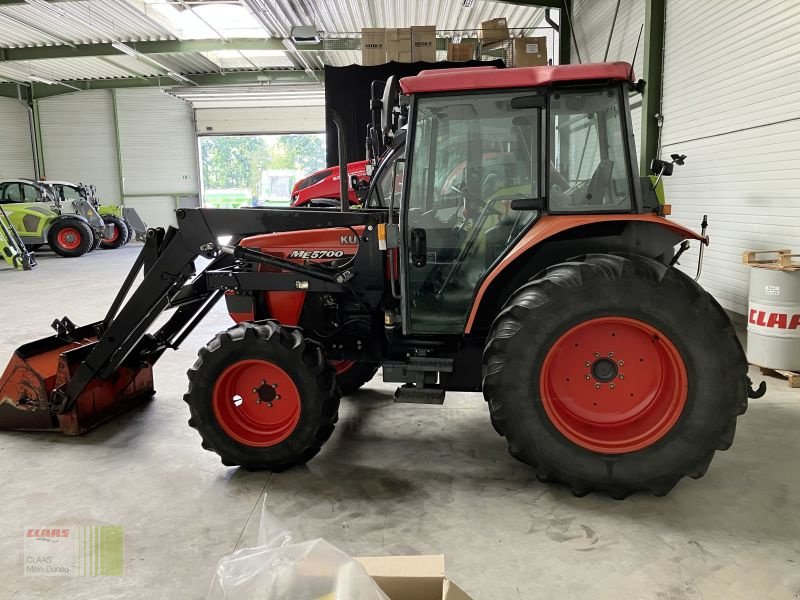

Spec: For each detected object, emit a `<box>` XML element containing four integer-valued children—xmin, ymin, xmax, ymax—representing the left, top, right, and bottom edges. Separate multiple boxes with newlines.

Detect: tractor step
<box><xmin>393</xmin><ymin>384</ymin><xmax>446</xmax><ymax>404</ymax></box>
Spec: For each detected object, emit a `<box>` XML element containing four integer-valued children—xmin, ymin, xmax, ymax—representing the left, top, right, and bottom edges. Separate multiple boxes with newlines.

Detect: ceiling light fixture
<box><xmin>25</xmin><ymin>0</ymin><xmax>65</xmax><ymax>16</ymax></box>
<box><xmin>112</xmin><ymin>41</ymin><xmax>196</xmax><ymax>86</ymax></box>
<box><xmin>111</xmin><ymin>41</ymin><xmax>140</xmax><ymax>58</ymax></box>
<box><xmin>29</xmin><ymin>75</ymin><xmax>80</xmax><ymax>91</ymax></box>
<box><xmin>462</xmin><ymin>0</ymin><xmax>475</xmax><ymax>7</ymax></box>
<box><xmin>167</xmin><ymin>71</ymin><xmax>195</xmax><ymax>86</ymax></box>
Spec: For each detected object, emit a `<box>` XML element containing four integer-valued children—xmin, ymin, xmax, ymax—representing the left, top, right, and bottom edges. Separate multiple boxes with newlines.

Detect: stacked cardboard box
<box><xmin>479</xmin><ymin>17</ymin><xmax>510</xmax><ymax>45</ymax></box>
<box><xmin>362</xmin><ymin>28</ymin><xmax>387</xmax><ymax>65</ymax></box>
<box><xmin>446</xmin><ymin>41</ymin><xmax>475</xmax><ymax>62</ymax></box>
<box><xmin>386</xmin><ymin>27</ymin><xmax>412</xmax><ymax>62</ymax></box>
<box><xmin>512</xmin><ymin>36</ymin><xmax>548</xmax><ymax>67</ymax></box>
<box><xmin>412</xmin><ymin>25</ymin><xmax>436</xmax><ymax>62</ymax></box>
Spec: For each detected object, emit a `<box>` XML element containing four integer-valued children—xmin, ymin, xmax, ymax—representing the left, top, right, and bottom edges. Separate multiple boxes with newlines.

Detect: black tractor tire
<box><xmin>121</xmin><ymin>218</ymin><xmax>133</xmax><ymax>245</ymax></box>
<box><xmin>483</xmin><ymin>253</ymin><xmax>748</xmax><ymax>499</ymax></box>
<box><xmin>90</xmin><ymin>232</ymin><xmax>102</xmax><ymax>251</ymax></box>
<box><xmin>185</xmin><ymin>321</ymin><xmax>340</xmax><ymax>471</ymax></box>
<box><xmin>47</xmin><ymin>217</ymin><xmax>94</xmax><ymax>258</ymax></box>
<box><xmin>25</xmin><ymin>244</ymin><xmax>44</xmax><ymax>252</ymax></box>
<box><xmin>335</xmin><ymin>362</ymin><xmax>380</xmax><ymax>395</ymax></box>
<box><xmin>99</xmin><ymin>215</ymin><xmax>129</xmax><ymax>250</ymax></box>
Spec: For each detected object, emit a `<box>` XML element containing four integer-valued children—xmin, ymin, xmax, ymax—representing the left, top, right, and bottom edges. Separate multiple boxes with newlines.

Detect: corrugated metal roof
<box><xmin>0</xmin><ymin>0</ymin><xmax>551</xmax><ymax>84</ymax></box>
<box><xmin>0</xmin><ymin>0</ymin><xmax>175</xmax><ymax>47</ymax></box>
<box><xmin>243</xmin><ymin>0</ymin><xmax>545</xmax><ymax>36</ymax></box>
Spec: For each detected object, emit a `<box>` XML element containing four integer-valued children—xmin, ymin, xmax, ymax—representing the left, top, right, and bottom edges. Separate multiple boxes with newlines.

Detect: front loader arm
<box><xmin>50</xmin><ymin>207</ymin><xmax>374</xmax><ymax>413</ymax></box>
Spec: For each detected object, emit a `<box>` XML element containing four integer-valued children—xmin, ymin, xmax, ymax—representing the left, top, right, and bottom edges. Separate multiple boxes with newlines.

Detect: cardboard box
<box><xmin>356</xmin><ymin>555</ymin><xmax>473</xmax><ymax>600</ymax></box>
<box><xmin>446</xmin><ymin>41</ymin><xmax>475</xmax><ymax>62</ymax></box>
<box><xmin>513</xmin><ymin>36</ymin><xmax>548</xmax><ymax>67</ymax></box>
<box><xmin>386</xmin><ymin>27</ymin><xmax>412</xmax><ymax>63</ymax></box>
<box><xmin>480</xmin><ymin>17</ymin><xmax>510</xmax><ymax>44</ymax></box>
<box><xmin>411</xmin><ymin>25</ymin><xmax>437</xmax><ymax>62</ymax></box>
<box><xmin>362</xmin><ymin>27</ymin><xmax>387</xmax><ymax>65</ymax></box>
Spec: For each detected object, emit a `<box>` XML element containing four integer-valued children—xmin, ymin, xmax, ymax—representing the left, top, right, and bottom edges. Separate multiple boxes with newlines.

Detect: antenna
<box><xmin>629</xmin><ymin>24</ymin><xmax>644</xmax><ymax>81</ymax></box>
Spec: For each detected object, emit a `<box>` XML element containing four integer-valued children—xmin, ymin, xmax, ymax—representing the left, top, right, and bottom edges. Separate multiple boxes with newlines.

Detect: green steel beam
<box><xmin>0</xmin><ymin>70</ymin><xmax>321</xmax><ymax>99</ymax></box>
<box><xmin>111</xmin><ymin>89</ymin><xmax>125</xmax><ymax>205</ymax></box>
<box><xmin>640</xmin><ymin>0</ymin><xmax>666</xmax><ymax>175</ymax></box>
<box><xmin>0</xmin><ymin>36</ymin><xmax>487</xmax><ymax>62</ymax></box>
<box><xmin>0</xmin><ymin>38</ymin><xmax>288</xmax><ymax>61</ymax></box>
<box><xmin>32</xmin><ymin>99</ymin><xmax>45</xmax><ymax>179</ymax></box>
<box><xmin>558</xmin><ymin>0</ymin><xmax>572</xmax><ymax>65</ymax></box>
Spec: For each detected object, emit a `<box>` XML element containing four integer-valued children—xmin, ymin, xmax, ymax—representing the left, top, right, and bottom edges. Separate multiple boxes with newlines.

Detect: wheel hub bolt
<box><xmin>618</xmin><ymin>360</ymin><xmax>624</xmax><ymax>366</ymax></box>
<box><xmin>595</xmin><ymin>384</ymin><xmax>601</xmax><ymax>389</ymax></box>
<box><xmin>609</xmin><ymin>384</ymin><xmax>615</xmax><ymax>390</ymax></box>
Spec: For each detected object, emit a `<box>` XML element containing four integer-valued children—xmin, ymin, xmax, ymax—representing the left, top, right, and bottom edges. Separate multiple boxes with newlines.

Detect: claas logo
<box><xmin>27</xmin><ymin>528</ymin><xmax>70</xmax><ymax>538</ymax></box>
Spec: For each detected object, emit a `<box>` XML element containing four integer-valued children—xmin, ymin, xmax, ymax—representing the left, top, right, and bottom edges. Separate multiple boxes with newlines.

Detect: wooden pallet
<box><xmin>742</xmin><ymin>248</ymin><xmax>800</xmax><ymax>271</ymax></box>
<box><xmin>759</xmin><ymin>366</ymin><xmax>800</xmax><ymax>388</ymax></box>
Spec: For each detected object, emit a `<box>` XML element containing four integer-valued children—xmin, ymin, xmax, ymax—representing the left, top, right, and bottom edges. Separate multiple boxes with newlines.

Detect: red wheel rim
<box><xmin>330</xmin><ymin>360</ymin><xmax>354</xmax><ymax>375</ymax></box>
<box><xmin>540</xmin><ymin>316</ymin><xmax>688</xmax><ymax>454</ymax></box>
<box><xmin>56</xmin><ymin>228</ymin><xmax>82</xmax><ymax>250</ymax></box>
<box><xmin>212</xmin><ymin>359</ymin><xmax>301</xmax><ymax>447</ymax></box>
<box><xmin>106</xmin><ymin>224</ymin><xmax>119</xmax><ymax>242</ymax></box>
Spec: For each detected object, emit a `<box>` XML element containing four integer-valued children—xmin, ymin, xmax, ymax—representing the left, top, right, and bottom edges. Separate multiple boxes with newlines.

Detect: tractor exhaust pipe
<box><xmin>329</xmin><ymin>109</ymin><xmax>350</xmax><ymax>212</ymax></box>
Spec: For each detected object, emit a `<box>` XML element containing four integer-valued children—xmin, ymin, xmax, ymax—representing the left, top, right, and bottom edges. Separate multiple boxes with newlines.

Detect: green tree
<box><xmin>200</xmin><ymin>136</ymin><xmax>268</xmax><ymax>191</ymax></box>
<box><xmin>273</xmin><ymin>135</ymin><xmax>326</xmax><ymax>173</ymax></box>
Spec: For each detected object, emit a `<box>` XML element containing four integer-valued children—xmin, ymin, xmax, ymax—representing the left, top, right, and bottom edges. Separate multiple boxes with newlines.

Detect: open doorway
<box><xmin>199</xmin><ymin>133</ymin><xmax>326</xmax><ymax>208</ymax></box>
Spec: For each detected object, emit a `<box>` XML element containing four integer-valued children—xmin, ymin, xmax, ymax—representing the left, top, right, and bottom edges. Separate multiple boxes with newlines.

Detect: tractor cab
<box><xmin>388</xmin><ymin>63</ymin><xmax>647</xmax><ymax>334</ymax></box>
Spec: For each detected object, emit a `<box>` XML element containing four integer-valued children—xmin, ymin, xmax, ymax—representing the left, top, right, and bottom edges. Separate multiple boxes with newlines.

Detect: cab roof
<box><xmin>399</xmin><ymin>62</ymin><xmax>633</xmax><ymax>95</ymax></box>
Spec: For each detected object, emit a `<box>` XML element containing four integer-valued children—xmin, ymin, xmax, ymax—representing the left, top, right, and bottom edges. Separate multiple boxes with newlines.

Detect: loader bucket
<box><xmin>0</xmin><ymin>323</ymin><xmax>155</xmax><ymax>434</ymax></box>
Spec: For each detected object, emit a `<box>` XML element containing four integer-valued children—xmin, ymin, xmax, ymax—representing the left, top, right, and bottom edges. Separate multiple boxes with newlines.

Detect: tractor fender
<box><xmin>44</xmin><ymin>213</ymin><xmax>92</xmax><ymax>237</ymax></box>
<box><xmin>464</xmin><ymin>213</ymin><xmax>706</xmax><ymax>334</ymax></box>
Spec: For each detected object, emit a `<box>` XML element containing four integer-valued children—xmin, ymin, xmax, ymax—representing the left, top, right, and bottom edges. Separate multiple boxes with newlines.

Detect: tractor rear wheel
<box><xmin>100</xmin><ymin>215</ymin><xmax>128</xmax><ymax>250</ymax></box>
<box><xmin>332</xmin><ymin>361</ymin><xmax>380</xmax><ymax>395</ymax></box>
<box><xmin>185</xmin><ymin>321</ymin><xmax>340</xmax><ymax>470</ymax></box>
<box><xmin>483</xmin><ymin>253</ymin><xmax>748</xmax><ymax>498</ymax></box>
<box><xmin>47</xmin><ymin>217</ymin><xmax>94</xmax><ymax>258</ymax></box>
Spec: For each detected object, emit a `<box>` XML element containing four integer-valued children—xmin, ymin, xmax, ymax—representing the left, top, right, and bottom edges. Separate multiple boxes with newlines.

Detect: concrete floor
<box><xmin>1</xmin><ymin>246</ymin><xmax>799</xmax><ymax>600</ymax></box>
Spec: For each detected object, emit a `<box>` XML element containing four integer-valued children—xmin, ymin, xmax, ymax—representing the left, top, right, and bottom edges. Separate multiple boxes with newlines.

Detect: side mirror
<box><xmin>649</xmin><ymin>158</ymin><xmax>674</xmax><ymax>177</ymax></box>
<box><xmin>350</xmin><ymin>175</ymin><xmax>360</xmax><ymax>189</ymax></box>
<box><xmin>410</xmin><ymin>228</ymin><xmax>427</xmax><ymax>268</ymax></box>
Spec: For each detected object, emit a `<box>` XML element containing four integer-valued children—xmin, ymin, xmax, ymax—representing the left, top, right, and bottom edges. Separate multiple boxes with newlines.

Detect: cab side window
<box><xmin>21</xmin><ymin>184</ymin><xmax>40</xmax><ymax>202</ymax></box>
<box><xmin>1</xmin><ymin>183</ymin><xmax>23</xmax><ymax>203</ymax></box>
<box><xmin>62</xmin><ymin>186</ymin><xmax>82</xmax><ymax>201</ymax></box>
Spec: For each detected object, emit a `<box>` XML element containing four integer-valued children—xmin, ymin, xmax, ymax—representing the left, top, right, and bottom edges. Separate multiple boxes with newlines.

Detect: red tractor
<box><xmin>290</xmin><ymin>159</ymin><xmax>371</xmax><ymax>208</ymax></box>
<box><xmin>0</xmin><ymin>62</ymin><xmax>759</xmax><ymax>498</ymax></box>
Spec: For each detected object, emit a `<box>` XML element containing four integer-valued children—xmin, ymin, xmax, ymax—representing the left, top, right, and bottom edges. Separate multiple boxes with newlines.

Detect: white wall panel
<box><xmin>572</xmin><ymin>0</ymin><xmax>645</xmax><ymax>159</ymax></box>
<box><xmin>661</xmin><ymin>0</ymin><xmax>800</xmax><ymax>314</ymax></box>
<box><xmin>571</xmin><ymin>0</ymin><xmax>646</xmax><ymax>74</ymax></box>
<box><xmin>115</xmin><ymin>89</ymin><xmax>200</xmax><ymax>197</ymax></box>
<box><xmin>0</xmin><ymin>98</ymin><xmax>34</xmax><ymax>179</ymax></box>
<box><xmin>195</xmin><ymin>106</ymin><xmax>325</xmax><ymax>135</ymax></box>
<box><xmin>37</xmin><ymin>90</ymin><xmax>121</xmax><ymax>204</ymax></box>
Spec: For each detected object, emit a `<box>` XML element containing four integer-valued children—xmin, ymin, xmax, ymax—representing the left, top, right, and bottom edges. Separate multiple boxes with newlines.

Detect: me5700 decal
<box><xmin>288</xmin><ymin>249</ymin><xmax>346</xmax><ymax>260</ymax></box>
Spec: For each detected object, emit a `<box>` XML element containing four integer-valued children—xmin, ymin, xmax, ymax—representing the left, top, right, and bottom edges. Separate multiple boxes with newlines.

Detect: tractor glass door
<box><xmin>403</xmin><ymin>91</ymin><xmax>542</xmax><ymax>334</ymax></box>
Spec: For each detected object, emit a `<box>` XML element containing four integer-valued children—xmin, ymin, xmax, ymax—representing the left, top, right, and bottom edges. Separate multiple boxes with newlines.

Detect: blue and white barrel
<box><xmin>747</xmin><ymin>268</ymin><xmax>800</xmax><ymax>371</ymax></box>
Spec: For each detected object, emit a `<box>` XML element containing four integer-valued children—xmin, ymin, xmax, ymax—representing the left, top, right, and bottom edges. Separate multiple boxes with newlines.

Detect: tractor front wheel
<box><xmin>47</xmin><ymin>217</ymin><xmax>94</xmax><ymax>258</ymax></box>
<box><xmin>482</xmin><ymin>253</ymin><xmax>748</xmax><ymax>498</ymax></box>
<box><xmin>185</xmin><ymin>321</ymin><xmax>340</xmax><ymax>470</ymax></box>
<box><xmin>100</xmin><ymin>215</ymin><xmax>129</xmax><ymax>250</ymax></box>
